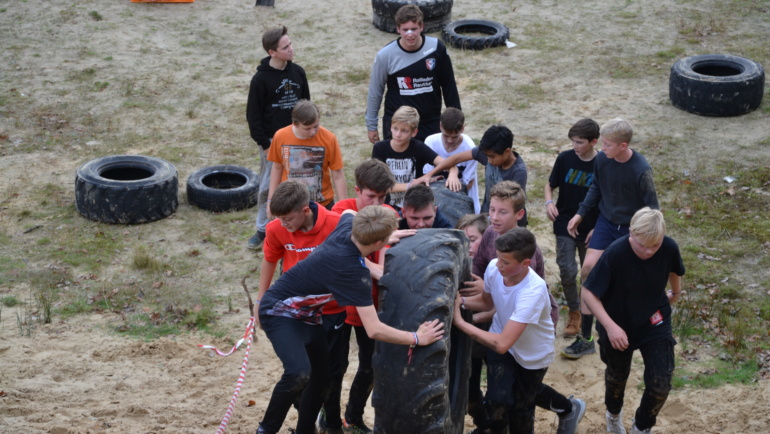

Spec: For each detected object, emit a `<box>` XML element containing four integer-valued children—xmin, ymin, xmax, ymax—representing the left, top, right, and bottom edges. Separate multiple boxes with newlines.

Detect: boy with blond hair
<box><xmin>267</xmin><ymin>100</ymin><xmax>347</xmax><ymax>214</ymax></box>
<box><xmin>255</xmin><ymin>206</ymin><xmax>443</xmax><ymax>434</ymax></box>
<box><xmin>423</xmin><ymin>107</ymin><xmax>480</xmax><ymax>213</ymax></box>
<box><xmin>563</xmin><ymin>118</ymin><xmax>659</xmax><ymax>360</ymax></box>
<box><xmin>371</xmin><ymin>105</ymin><xmax>457</xmax><ymax>209</ymax></box>
<box><xmin>581</xmin><ymin>207</ymin><xmax>684</xmax><ymax>434</ymax></box>
<box><xmin>365</xmin><ymin>4</ymin><xmax>461</xmax><ymax>143</ymax></box>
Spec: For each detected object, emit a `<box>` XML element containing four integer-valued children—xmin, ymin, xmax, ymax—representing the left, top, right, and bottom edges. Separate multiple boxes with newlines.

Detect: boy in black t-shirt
<box><xmin>255</xmin><ymin>206</ymin><xmax>444</xmax><ymax>434</ymax></box>
<box><xmin>581</xmin><ymin>207</ymin><xmax>685</xmax><ymax>434</ymax></box>
<box><xmin>544</xmin><ymin>119</ymin><xmax>600</xmax><ymax>338</ymax></box>
<box><xmin>372</xmin><ymin>105</ymin><xmax>458</xmax><ymax>209</ymax></box>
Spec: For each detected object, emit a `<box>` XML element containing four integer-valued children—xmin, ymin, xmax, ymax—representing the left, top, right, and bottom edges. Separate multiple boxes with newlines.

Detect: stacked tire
<box><xmin>75</xmin><ymin>155</ymin><xmax>178</xmax><ymax>224</ymax></box>
<box><xmin>371</xmin><ymin>0</ymin><xmax>454</xmax><ymax>34</ymax></box>
<box><xmin>372</xmin><ymin>229</ymin><xmax>472</xmax><ymax>434</ymax></box>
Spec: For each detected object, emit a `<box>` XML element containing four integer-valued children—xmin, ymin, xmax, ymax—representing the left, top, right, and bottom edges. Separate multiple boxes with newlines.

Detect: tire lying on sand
<box><xmin>373</xmin><ymin>229</ymin><xmax>472</xmax><ymax>434</ymax></box>
<box><xmin>430</xmin><ymin>181</ymin><xmax>475</xmax><ymax>227</ymax></box>
<box><xmin>669</xmin><ymin>54</ymin><xmax>765</xmax><ymax>117</ymax></box>
<box><xmin>186</xmin><ymin>165</ymin><xmax>259</xmax><ymax>212</ymax></box>
<box><xmin>371</xmin><ymin>0</ymin><xmax>453</xmax><ymax>34</ymax></box>
<box><xmin>442</xmin><ymin>19</ymin><xmax>510</xmax><ymax>50</ymax></box>
<box><xmin>75</xmin><ymin>155</ymin><xmax>178</xmax><ymax>224</ymax></box>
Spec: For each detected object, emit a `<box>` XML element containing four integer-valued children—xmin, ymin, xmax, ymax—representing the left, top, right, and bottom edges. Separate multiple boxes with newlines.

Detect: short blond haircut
<box><xmin>489</xmin><ymin>181</ymin><xmax>526</xmax><ymax>213</ymax></box>
<box><xmin>353</xmin><ymin>205</ymin><xmax>398</xmax><ymax>246</ymax></box>
<box><xmin>391</xmin><ymin>106</ymin><xmax>419</xmax><ymax>131</ymax></box>
<box><xmin>600</xmin><ymin>117</ymin><xmax>633</xmax><ymax>144</ymax></box>
<box><xmin>630</xmin><ymin>207</ymin><xmax>665</xmax><ymax>245</ymax></box>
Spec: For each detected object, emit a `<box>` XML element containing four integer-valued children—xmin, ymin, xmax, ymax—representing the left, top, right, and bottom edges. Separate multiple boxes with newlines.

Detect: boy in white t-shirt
<box><xmin>453</xmin><ymin>228</ymin><xmax>559</xmax><ymax>434</ymax></box>
<box><xmin>423</xmin><ymin>108</ymin><xmax>480</xmax><ymax>213</ymax></box>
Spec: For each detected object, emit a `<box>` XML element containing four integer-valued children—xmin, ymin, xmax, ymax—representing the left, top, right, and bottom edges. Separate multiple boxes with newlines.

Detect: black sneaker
<box><xmin>561</xmin><ymin>336</ymin><xmax>596</xmax><ymax>359</ymax></box>
<box><xmin>342</xmin><ymin>418</ymin><xmax>373</xmax><ymax>434</ymax></box>
<box><xmin>248</xmin><ymin>231</ymin><xmax>266</xmax><ymax>251</ymax></box>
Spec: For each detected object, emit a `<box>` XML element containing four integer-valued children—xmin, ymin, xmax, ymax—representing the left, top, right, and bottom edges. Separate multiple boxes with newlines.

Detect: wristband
<box><xmin>255</xmin><ymin>300</ymin><xmax>261</xmax><ymax>304</ymax></box>
<box><xmin>411</xmin><ymin>331</ymin><xmax>419</xmax><ymax>346</ymax></box>
<box><xmin>545</xmin><ymin>200</ymin><xmax>554</xmax><ymax>206</ymax></box>
<box><xmin>460</xmin><ymin>296</ymin><xmax>467</xmax><ymax>310</ymax></box>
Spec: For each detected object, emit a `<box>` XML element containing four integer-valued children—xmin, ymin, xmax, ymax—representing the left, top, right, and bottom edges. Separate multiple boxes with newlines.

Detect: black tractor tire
<box><xmin>186</xmin><ymin>165</ymin><xmax>259</xmax><ymax>212</ymax></box>
<box><xmin>669</xmin><ymin>54</ymin><xmax>765</xmax><ymax>117</ymax></box>
<box><xmin>442</xmin><ymin>19</ymin><xmax>510</xmax><ymax>50</ymax></box>
<box><xmin>371</xmin><ymin>0</ymin><xmax>453</xmax><ymax>34</ymax></box>
<box><xmin>430</xmin><ymin>181</ymin><xmax>475</xmax><ymax>227</ymax></box>
<box><xmin>75</xmin><ymin>155</ymin><xmax>178</xmax><ymax>224</ymax></box>
<box><xmin>372</xmin><ymin>229</ymin><xmax>472</xmax><ymax>434</ymax></box>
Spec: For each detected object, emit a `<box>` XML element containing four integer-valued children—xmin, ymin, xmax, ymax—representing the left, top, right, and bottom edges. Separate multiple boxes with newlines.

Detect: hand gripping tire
<box><xmin>75</xmin><ymin>155</ymin><xmax>178</xmax><ymax>224</ymax></box>
<box><xmin>442</xmin><ymin>19</ymin><xmax>510</xmax><ymax>50</ymax></box>
<box><xmin>371</xmin><ymin>0</ymin><xmax>453</xmax><ymax>34</ymax></box>
<box><xmin>430</xmin><ymin>181</ymin><xmax>475</xmax><ymax>227</ymax></box>
<box><xmin>669</xmin><ymin>54</ymin><xmax>765</xmax><ymax>117</ymax></box>
<box><xmin>186</xmin><ymin>165</ymin><xmax>259</xmax><ymax>212</ymax></box>
<box><xmin>372</xmin><ymin>229</ymin><xmax>472</xmax><ymax>434</ymax></box>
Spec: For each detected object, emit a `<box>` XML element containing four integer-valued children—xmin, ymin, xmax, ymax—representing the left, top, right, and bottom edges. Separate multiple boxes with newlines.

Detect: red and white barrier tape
<box><xmin>199</xmin><ymin>317</ymin><xmax>255</xmax><ymax>434</ymax></box>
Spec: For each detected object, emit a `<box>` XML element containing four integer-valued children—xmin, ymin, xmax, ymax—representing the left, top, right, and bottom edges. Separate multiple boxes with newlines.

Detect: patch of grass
<box><xmin>3</xmin><ymin>296</ymin><xmax>21</xmax><ymax>307</ymax></box>
<box><xmin>132</xmin><ymin>245</ymin><xmax>168</xmax><ymax>272</ymax></box>
<box><xmin>89</xmin><ymin>11</ymin><xmax>103</xmax><ymax>21</ymax></box>
<box><xmin>655</xmin><ymin>46</ymin><xmax>686</xmax><ymax>60</ymax></box>
<box><xmin>672</xmin><ymin>359</ymin><xmax>758</xmax><ymax>389</ymax></box>
<box><xmin>93</xmin><ymin>81</ymin><xmax>109</xmax><ymax>92</ymax></box>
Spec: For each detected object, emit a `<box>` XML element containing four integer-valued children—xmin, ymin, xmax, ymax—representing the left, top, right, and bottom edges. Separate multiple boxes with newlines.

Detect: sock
<box><xmin>581</xmin><ymin>314</ymin><xmax>594</xmax><ymax>340</ymax></box>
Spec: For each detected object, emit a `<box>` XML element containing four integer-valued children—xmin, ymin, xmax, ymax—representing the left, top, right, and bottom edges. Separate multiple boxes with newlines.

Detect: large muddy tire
<box><xmin>669</xmin><ymin>54</ymin><xmax>765</xmax><ymax>117</ymax></box>
<box><xmin>75</xmin><ymin>155</ymin><xmax>178</xmax><ymax>224</ymax></box>
<box><xmin>372</xmin><ymin>229</ymin><xmax>472</xmax><ymax>434</ymax></box>
<box><xmin>371</xmin><ymin>0</ymin><xmax>453</xmax><ymax>34</ymax></box>
<box><xmin>186</xmin><ymin>165</ymin><xmax>259</xmax><ymax>212</ymax></box>
<box><xmin>442</xmin><ymin>19</ymin><xmax>510</xmax><ymax>50</ymax></box>
<box><xmin>430</xmin><ymin>181</ymin><xmax>475</xmax><ymax>227</ymax></box>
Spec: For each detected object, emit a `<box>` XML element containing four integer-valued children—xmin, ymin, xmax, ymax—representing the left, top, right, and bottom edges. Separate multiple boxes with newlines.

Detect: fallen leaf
<box><xmin>247</xmin><ymin>400</ymin><xmax>256</xmax><ymax>407</ymax></box>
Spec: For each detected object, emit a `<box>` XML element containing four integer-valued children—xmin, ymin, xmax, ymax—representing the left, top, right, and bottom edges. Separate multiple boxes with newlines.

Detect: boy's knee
<box><xmin>283</xmin><ymin>368</ymin><xmax>312</xmax><ymax>392</ymax></box>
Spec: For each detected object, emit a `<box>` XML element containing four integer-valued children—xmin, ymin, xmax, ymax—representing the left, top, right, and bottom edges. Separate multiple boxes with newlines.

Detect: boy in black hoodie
<box><xmin>246</xmin><ymin>25</ymin><xmax>311</xmax><ymax>250</ymax></box>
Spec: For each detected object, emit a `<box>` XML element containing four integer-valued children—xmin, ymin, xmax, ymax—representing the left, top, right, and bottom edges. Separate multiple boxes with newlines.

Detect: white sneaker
<box><xmin>630</xmin><ymin>419</ymin><xmax>651</xmax><ymax>434</ymax></box>
<box><xmin>606</xmin><ymin>410</ymin><xmax>626</xmax><ymax>434</ymax></box>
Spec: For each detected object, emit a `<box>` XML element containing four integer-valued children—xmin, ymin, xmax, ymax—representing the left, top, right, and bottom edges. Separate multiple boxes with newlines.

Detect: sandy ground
<box><xmin>1</xmin><ymin>0</ymin><xmax>769</xmax><ymax>433</ymax></box>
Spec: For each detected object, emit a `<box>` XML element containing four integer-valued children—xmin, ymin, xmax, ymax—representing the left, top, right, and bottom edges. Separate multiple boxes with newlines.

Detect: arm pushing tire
<box><xmin>372</xmin><ymin>229</ymin><xmax>472</xmax><ymax>434</ymax></box>
<box><xmin>75</xmin><ymin>155</ymin><xmax>178</xmax><ymax>224</ymax></box>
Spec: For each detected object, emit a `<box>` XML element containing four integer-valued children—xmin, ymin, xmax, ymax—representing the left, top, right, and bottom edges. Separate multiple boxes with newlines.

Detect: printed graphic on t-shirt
<box><xmin>564</xmin><ymin>168</ymin><xmax>593</xmax><ymax>187</ymax></box>
<box><xmin>385</xmin><ymin>157</ymin><xmax>414</xmax><ymax>206</ymax></box>
<box><xmin>282</xmin><ymin>145</ymin><xmax>325</xmax><ymax>202</ymax></box>
<box><xmin>272</xmin><ymin>79</ymin><xmax>302</xmax><ymax>110</ymax></box>
<box><xmin>397</xmin><ymin>75</ymin><xmax>434</xmax><ymax>96</ymax></box>
<box><xmin>267</xmin><ymin>293</ymin><xmax>334</xmax><ymax>325</ymax></box>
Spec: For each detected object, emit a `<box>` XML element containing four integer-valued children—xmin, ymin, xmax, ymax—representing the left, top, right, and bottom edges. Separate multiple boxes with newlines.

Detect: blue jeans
<box><xmin>555</xmin><ymin>235</ymin><xmax>587</xmax><ymax>311</ymax></box>
<box><xmin>260</xmin><ymin>315</ymin><xmax>329</xmax><ymax>434</ymax></box>
<box><xmin>255</xmin><ymin>145</ymin><xmax>272</xmax><ymax>233</ymax></box>
<box><xmin>599</xmin><ymin>336</ymin><xmax>675</xmax><ymax>431</ymax></box>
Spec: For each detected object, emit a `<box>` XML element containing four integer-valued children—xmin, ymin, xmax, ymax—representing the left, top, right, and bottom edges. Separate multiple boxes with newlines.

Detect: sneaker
<box><xmin>561</xmin><ymin>336</ymin><xmax>596</xmax><ymax>359</ymax></box>
<box><xmin>317</xmin><ymin>409</ymin><xmax>343</xmax><ymax>434</ymax></box>
<box><xmin>630</xmin><ymin>419</ymin><xmax>651</xmax><ymax>434</ymax></box>
<box><xmin>556</xmin><ymin>396</ymin><xmax>586</xmax><ymax>434</ymax></box>
<box><xmin>606</xmin><ymin>410</ymin><xmax>626</xmax><ymax>434</ymax></box>
<box><xmin>342</xmin><ymin>418</ymin><xmax>372</xmax><ymax>434</ymax></box>
<box><xmin>564</xmin><ymin>311</ymin><xmax>582</xmax><ymax>338</ymax></box>
<box><xmin>248</xmin><ymin>231</ymin><xmax>266</xmax><ymax>251</ymax></box>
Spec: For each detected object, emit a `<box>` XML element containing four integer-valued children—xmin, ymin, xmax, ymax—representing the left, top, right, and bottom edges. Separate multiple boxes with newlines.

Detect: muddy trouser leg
<box><xmin>484</xmin><ymin>348</ymin><xmax>516</xmax><ymax>434</ymax></box>
<box><xmin>469</xmin><ymin>321</ymin><xmax>492</xmax><ymax>429</ymax></box>
<box><xmin>534</xmin><ymin>383</ymin><xmax>572</xmax><ymax>415</ymax></box>
<box><xmin>599</xmin><ymin>337</ymin><xmax>634</xmax><ymax>416</ymax></box>
<box><xmin>555</xmin><ymin>235</ymin><xmax>581</xmax><ymax>312</ymax></box>
<box><xmin>261</xmin><ymin>316</ymin><xmax>329</xmax><ymax>434</ymax></box>
<box><xmin>345</xmin><ymin>325</ymin><xmax>376</xmax><ymax>425</ymax></box>
<box><xmin>508</xmin><ymin>361</ymin><xmax>547</xmax><ymax>434</ymax></box>
<box><xmin>321</xmin><ymin>312</ymin><xmax>350</xmax><ymax>429</ymax></box>
<box><xmin>255</xmin><ymin>145</ymin><xmax>272</xmax><ymax>233</ymax></box>
<box><xmin>634</xmin><ymin>338</ymin><xmax>675</xmax><ymax>430</ymax></box>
